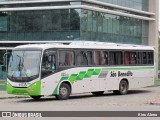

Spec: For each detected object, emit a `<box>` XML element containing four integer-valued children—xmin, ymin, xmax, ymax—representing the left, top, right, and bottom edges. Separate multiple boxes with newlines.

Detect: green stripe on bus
<box><xmin>52</xmin><ymin>68</ymin><xmax>101</xmax><ymax>95</ymax></box>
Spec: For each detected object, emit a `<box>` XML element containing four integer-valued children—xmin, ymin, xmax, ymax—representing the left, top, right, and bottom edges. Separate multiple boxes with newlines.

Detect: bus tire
<box><xmin>30</xmin><ymin>96</ymin><xmax>41</xmax><ymax>100</ymax></box>
<box><xmin>113</xmin><ymin>80</ymin><xmax>128</xmax><ymax>95</ymax></box>
<box><xmin>92</xmin><ymin>91</ymin><xmax>104</xmax><ymax>96</ymax></box>
<box><xmin>56</xmin><ymin>83</ymin><xmax>71</xmax><ymax>100</ymax></box>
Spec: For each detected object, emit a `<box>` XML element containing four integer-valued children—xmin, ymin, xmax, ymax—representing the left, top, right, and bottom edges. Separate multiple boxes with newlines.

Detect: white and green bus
<box><xmin>7</xmin><ymin>41</ymin><xmax>155</xmax><ymax>100</ymax></box>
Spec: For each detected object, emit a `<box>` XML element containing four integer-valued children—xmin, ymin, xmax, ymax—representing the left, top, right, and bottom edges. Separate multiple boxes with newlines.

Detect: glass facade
<box><xmin>80</xmin><ymin>9</ymin><xmax>148</xmax><ymax>44</ymax></box>
<box><xmin>0</xmin><ymin>8</ymin><xmax>148</xmax><ymax>44</ymax></box>
<box><xmin>0</xmin><ymin>9</ymin><xmax>81</xmax><ymax>41</ymax></box>
<box><xmin>98</xmin><ymin>0</ymin><xmax>149</xmax><ymax>11</ymax></box>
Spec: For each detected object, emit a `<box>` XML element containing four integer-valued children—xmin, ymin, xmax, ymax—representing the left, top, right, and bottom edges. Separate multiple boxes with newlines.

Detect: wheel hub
<box><xmin>60</xmin><ymin>87</ymin><xmax>68</xmax><ymax>96</ymax></box>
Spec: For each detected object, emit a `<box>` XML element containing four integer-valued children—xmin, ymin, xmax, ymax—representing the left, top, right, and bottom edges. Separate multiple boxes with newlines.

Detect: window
<box><xmin>142</xmin><ymin>52</ymin><xmax>147</xmax><ymax>64</ymax></box>
<box><xmin>93</xmin><ymin>51</ymin><xmax>100</xmax><ymax>65</ymax></box>
<box><xmin>0</xmin><ymin>16</ymin><xmax>8</xmax><ymax>32</ymax></box>
<box><xmin>137</xmin><ymin>52</ymin><xmax>143</xmax><ymax>64</ymax></box>
<box><xmin>76</xmin><ymin>51</ymin><xmax>91</xmax><ymax>66</ymax></box>
<box><xmin>109</xmin><ymin>51</ymin><xmax>123</xmax><ymax>65</ymax></box>
<box><xmin>59</xmin><ymin>51</ymin><xmax>74</xmax><ymax>66</ymax></box>
<box><xmin>86</xmin><ymin>51</ymin><xmax>92</xmax><ymax>65</ymax></box>
<box><xmin>137</xmin><ymin>51</ymin><xmax>154</xmax><ymax>65</ymax></box>
<box><xmin>147</xmin><ymin>52</ymin><xmax>153</xmax><ymax>64</ymax></box>
<box><xmin>41</xmin><ymin>50</ymin><xmax>56</xmax><ymax>78</ymax></box>
<box><xmin>124</xmin><ymin>52</ymin><xmax>136</xmax><ymax>65</ymax></box>
<box><xmin>101</xmin><ymin>51</ymin><xmax>108</xmax><ymax>65</ymax></box>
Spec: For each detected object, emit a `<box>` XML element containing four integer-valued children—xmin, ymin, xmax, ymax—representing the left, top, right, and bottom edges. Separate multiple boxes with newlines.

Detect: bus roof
<box><xmin>14</xmin><ymin>41</ymin><xmax>154</xmax><ymax>51</ymax></box>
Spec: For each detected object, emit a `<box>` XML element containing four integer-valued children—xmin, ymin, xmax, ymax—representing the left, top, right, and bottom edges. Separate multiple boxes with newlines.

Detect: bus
<box><xmin>7</xmin><ymin>41</ymin><xmax>155</xmax><ymax>100</ymax></box>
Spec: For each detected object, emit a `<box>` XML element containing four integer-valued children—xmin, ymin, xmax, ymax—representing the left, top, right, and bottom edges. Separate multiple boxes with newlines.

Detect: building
<box><xmin>0</xmin><ymin>0</ymin><xmax>159</xmax><ymax>82</ymax></box>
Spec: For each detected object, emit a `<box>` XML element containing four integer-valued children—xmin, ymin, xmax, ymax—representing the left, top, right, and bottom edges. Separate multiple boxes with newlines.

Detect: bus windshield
<box><xmin>8</xmin><ymin>50</ymin><xmax>41</xmax><ymax>80</ymax></box>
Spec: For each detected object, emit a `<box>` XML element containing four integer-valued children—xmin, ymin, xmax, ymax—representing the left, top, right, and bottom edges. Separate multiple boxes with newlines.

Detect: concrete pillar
<box><xmin>148</xmin><ymin>0</ymin><xmax>159</xmax><ymax>85</ymax></box>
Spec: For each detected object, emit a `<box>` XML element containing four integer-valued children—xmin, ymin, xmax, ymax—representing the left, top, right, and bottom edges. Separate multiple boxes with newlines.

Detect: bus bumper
<box><xmin>7</xmin><ymin>81</ymin><xmax>41</xmax><ymax>96</ymax></box>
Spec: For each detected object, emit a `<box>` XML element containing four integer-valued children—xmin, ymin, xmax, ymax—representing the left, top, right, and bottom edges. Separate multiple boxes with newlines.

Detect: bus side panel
<box><xmin>59</xmin><ymin>67</ymin><xmax>100</xmax><ymax>94</ymax></box>
<box><xmin>129</xmin><ymin>68</ymin><xmax>154</xmax><ymax>89</ymax></box>
<box><xmin>41</xmin><ymin>67</ymin><xmax>102</xmax><ymax>95</ymax></box>
<box><xmin>40</xmin><ymin>66</ymin><xmax>154</xmax><ymax>96</ymax></box>
<box><xmin>41</xmin><ymin>72</ymin><xmax>62</xmax><ymax>95</ymax></box>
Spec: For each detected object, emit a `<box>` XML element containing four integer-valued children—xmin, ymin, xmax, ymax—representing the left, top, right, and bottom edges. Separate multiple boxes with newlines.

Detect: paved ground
<box><xmin>0</xmin><ymin>86</ymin><xmax>160</xmax><ymax>110</ymax></box>
<box><xmin>0</xmin><ymin>86</ymin><xmax>160</xmax><ymax>119</ymax></box>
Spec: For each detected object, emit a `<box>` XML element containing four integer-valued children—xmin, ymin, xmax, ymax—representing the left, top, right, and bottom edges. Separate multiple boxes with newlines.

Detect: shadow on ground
<box><xmin>17</xmin><ymin>90</ymin><xmax>152</xmax><ymax>103</ymax></box>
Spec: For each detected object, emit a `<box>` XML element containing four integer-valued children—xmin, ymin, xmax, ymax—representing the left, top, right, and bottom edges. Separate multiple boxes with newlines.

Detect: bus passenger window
<box><xmin>142</xmin><ymin>52</ymin><xmax>147</xmax><ymax>64</ymax></box>
<box><xmin>93</xmin><ymin>51</ymin><xmax>100</xmax><ymax>65</ymax></box>
<box><xmin>124</xmin><ymin>52</ymin><xmax>130</xmax><ymax>65</ymax></box>
<box><xmin>59</xmin><ymin>51</ymin><xmax>74</xmax><ymax>66</ymax></box>
<box><xmin>101</xmin><ymin>51</ymin><xmax>108</xmax><ymax>65</ymax></box>
<box><xmin>124</xmin><ymin>52</ymin><xmax>136</xmax><ymax>65</ymax></box>
<box><xmin>109</xmin><ymin>51</ymin><xmax>123</xmax><ymax>65</ymax></box>
<box><xmin>130</xmin><ymin>52</ymin><xmax>136</xmax><ymax>64</ymax></box>
<box><xmin>148</xmin><ymin>52</ymin><xmax>153</xmax><ymax>64</ymax></box>
<box><xmin>86</xmin><ymin>51</ymin><xmax>92</xmax><ymax>65</ymax></box>
<box><xmin>76</xmin><ymin>51</ymin><xmax>88</xmax><ymax>66</ymax></box>
<box><xmin>137</xmin><ymin>52</ymin><xmax>143</xmax><ymax>64</ymax></box>
<box><xmin>65</xmin><ymin>53</ymin><xmax>73</xmax><ymax>66</ymax></box>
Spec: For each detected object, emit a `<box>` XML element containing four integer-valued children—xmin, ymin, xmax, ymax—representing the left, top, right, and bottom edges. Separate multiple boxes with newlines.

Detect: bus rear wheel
<box><xmin>30</xmin><ymin>96</ymin><xmax>41</xmax><ymax>100</ymax></box>
<box><xmin>113</xmin><ymin>80</ymin><xmax>128</xmax><ymax>95</ymax></box>
<box><xmin>56</xmin><ymin>83</ymin><xmax>71</xmax><ymax>100</ymax></box>
<box><xmin>92</xmin><ymin>91</ymin><xmax>104</xmax><ymax>96</ymax></box>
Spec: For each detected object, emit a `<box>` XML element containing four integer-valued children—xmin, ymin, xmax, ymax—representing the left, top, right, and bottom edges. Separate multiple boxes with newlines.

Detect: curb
<box><xmin>150</xmin><ymin>100</ymin><xmax>160</xmax><ymax>105</ymax></box>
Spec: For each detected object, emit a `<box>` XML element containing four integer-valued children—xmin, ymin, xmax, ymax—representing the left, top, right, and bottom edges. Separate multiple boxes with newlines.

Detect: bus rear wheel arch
<box><xmin>56</xmin><ymin>82</ymin><xmax>71</xmax><ymax>100</ymax></box>
<box><xmin>113</xmin><ymin>79</ymin><xmax>129</xmax><ymax>95</ymax></box>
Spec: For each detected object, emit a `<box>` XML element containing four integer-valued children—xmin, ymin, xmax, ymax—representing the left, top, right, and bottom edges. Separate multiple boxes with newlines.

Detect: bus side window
<box><xmin>130</xmin><ymin>52</ymin><xmax>136</xmax><ymax>64</ymax></box>
<box><xmin>86</xmin><ymin>51</ymin><xmax>92</xmax><ymax>65</ymax></box>
<box><xmin>76</xmin><ymin>51</ymin><xmax>88</xmax><ymax>66</ymax></box>
<box><xmin>137</xmin><ymin>52</ymin><xmax>143</xmax><ymax>64</ymax></box>
<box><xmin>65</xmin><ymin>52</ymin><xmax>74</xmax><ymax>66</ymax></box>
<box><xmin>101</xmin><ymin>51</ymin><xmax>108</xmax><ymax>65</ymax></box>
<box><xmin>142</xmin><ymin>52</ymin><xmax>147</xmax><ymax>64</ymax></box>
<box><xmin>124</xmin><ymin>52</ymin><xmax>130</xmax><ymax>65</ymax></box>
<box><xmin>109</xmin><ymin>51</ymin><xmax>123</xmax><ymax>65</ymax></box>
<box><xmin>148</xmin><ymin>52</ymin><xmax>153</xmax><ymax>64</ymax></box>
<box><xmin>124</xmin><ymin>52</ymin><xmax>136</xmax><ymax>65</ymax></box>
<box><xmin>59</xmin><ymin>51</ymin><xmax>74</xmax><ymax>66</ymax></box>
<box><xmin>93</xmin><ymin>51</ymin><xmax>100</xmax><ymax>65</ymax></box>
<box><xmin>41</xmin><ymin>50</ymin><xmax>56</xmax><ymax>78</ymax></box>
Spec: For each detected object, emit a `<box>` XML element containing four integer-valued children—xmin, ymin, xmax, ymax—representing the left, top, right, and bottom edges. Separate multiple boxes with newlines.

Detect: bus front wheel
<box><xmin>113</xmin><ymin>80</ymin><xmax>128</xmax><ymax>95</ymax></box>
<box><xmin>56</xmin><ymin>83</ymin><xmax>71</xmax><ymax>100</ymax></box>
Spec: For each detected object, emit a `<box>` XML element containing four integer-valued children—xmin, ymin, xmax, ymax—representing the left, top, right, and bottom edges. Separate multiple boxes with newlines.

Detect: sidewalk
<box><xmin>0</xmin><ymin>91</ymin><xmax>28</xmax><ymax>99</ymax></box>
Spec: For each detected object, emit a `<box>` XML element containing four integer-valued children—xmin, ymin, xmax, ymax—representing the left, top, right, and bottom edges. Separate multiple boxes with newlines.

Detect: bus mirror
<box><xmin>3</xmin><ymin>52</ymin><xmax>11</xmax><ymax>66</ymax></box>
<box><xmin>3</xmin><ymin>53</ymin><xmax>7</xmax><ymax>66</ymax></box>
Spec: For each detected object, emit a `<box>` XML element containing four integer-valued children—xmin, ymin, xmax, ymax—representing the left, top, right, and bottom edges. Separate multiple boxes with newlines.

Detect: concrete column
<box><xmin>148</xmin><ymin>0</ymin><xmax>159</xmax><ymax>85</ymax></box>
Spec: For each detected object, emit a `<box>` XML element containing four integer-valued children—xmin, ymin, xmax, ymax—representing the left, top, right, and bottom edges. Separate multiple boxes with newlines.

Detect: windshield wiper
<box><xmin>16</xmin><ymin>53</ymin><xmax>28</xmax><ymax>77</ymax></box>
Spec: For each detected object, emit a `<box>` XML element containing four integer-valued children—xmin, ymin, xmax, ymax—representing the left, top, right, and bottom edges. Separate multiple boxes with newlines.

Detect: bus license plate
<box><xmin>18</xmin><ymin>83</ymin><xmax>28</xmax><ymax>87</ymax></box>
